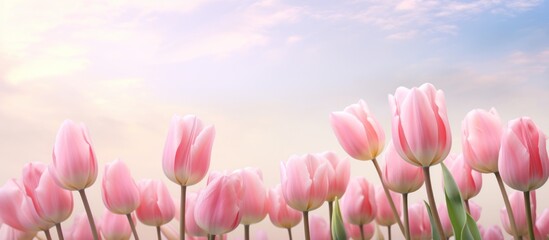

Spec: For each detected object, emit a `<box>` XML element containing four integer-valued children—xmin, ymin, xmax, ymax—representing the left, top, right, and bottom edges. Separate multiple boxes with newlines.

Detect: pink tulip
<box><xmin>499</xmin><ymin>117</ymin><xmax>549</xmax><ymax>192</ymax></box>
<box><xmin>68</xmin><ymin>213</ymin><xmax>102</xmax><ymax>240</ymax></box>
<box><xmin>280</xmin><ymin>154</ymin><xmax>331</xmax><ymax>212</ymax></box>
<box><xmin>340</xmin><ymin>177</ymin><xmax>376</xmax><ymax>225</ymax></box>
<box><xmin>0</xmin><ymin>179</ymin><xmax>51</xmax><ymax>231</ymax></box>
<box><xmin>445</xmin><ymin>154</ymin><xmax>482</xmax><ymax>200</ymax></box>
<box><xmin>501</xmin><ymin>191</ymin><xmax>536</xmax><ymax>237</ymax></box>
<box><xmin>319</xmin><ymin>152</ymin><xmax>350</xmax><ymax>202</ymax></box>
<box><xmin>345</xmin><ymin>222</ymin><xmax>374</xmax><ymax>240</ymax></box>
<box><xmin>438</xmin><ymin>201</ymin><xmax>481</xmax><ymax>238</ymax></box>
<box><xmin>308</xmin><ymin>215</ymin><xmax>330</xmax><ymax>240</ymax></box>
<box><xmin>50</xmin><ymin>120</ymin><xmax>98</xmax><ymax>191</ymax></box>
<box><xmin>330</xmin><ymin>99</ymin><xmax>385</xmax><ymax>160</ymax></box>
<box><xmin>382</xmin><ymin>142</ymin><xmax>424</xmax><ymax>193</ymax></box>
<box><xmin>182</xmin><ymin>192</ymin><xmax>207</xmax><ymax>237</ymax></box>
<box><xmin>406</xmin><ymin>203</ymin><xmax>431</xmax><ymax>240</ymax></box>
<box><xmin>536</xmin><ymin>209</ymin><xmax>549</xmax><ymax>239</ymax></box>
<box><xmin>267</xmin><ymin>185</ymin><xmax>302</xmax><ymax>229</ymax></box>
<box><xmin>375</xmin><ymin>186</ymin><xmax>401</xmax><ymax>226</ymax></box>
<box><xmin>481</xmin><ymin>225</ymin><xmax>504</xmax><ymax>240</ymax></box>
<box><xmin>389</xmin><ymin>83</ymin><xmax>452</xmax><ymax>167</ymax></box>
<box><xmin>101</xmin><ymin>159</ymin><xmax>140</xmax><ymax>215</ymax></box>
<box><xmin>22</xmin><ymin>162</ymin><xmax>73</xmax><ymax>225</ymax></box>
<box><xmin>100</xmin><ymin>211</ymin><xmax>134</xmax><ymax>240</ymax></box>
<box><xmin>162</xmin><ymin>115</ymin><xmax>215</xmax><ymax>186</ymax></box>
<box><xmin>194</xmin><ymin>173</ymin><xmax>242</xmax><ymax>235</ymax></box>
<box><xmin>234</xmin><ymin>168</ymin><xmax>268</xmax><ymax>225</ymax></box>
<box><xmin>136</xmin><ymin>180</ymin><xmax>175</xmax><ymax>226</ymax></box>
<box><xmin>0</xmin><ymin>224</ymin><xmax>36</xmax><ymax>240</ymax></box>
<box><xmin>462</xmin><ymin>108</ymin><xmax>503</xmax><ymax>173</ymax></box>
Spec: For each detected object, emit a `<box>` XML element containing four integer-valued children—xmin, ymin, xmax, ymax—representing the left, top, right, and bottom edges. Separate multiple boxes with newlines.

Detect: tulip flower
<box><xmin>280</xmin><ymin>154</ymin><xmax>330</xmax><ymax>240</ymax></box>
<box><xmin>233</xmin><ymin>168</ymin><xmax>268</xmax><ymax>240</ymax></box>
<box><xmin>501</xmin><ymin>191</ymin><xmax>536</xmax><ymax>238</ymax></box>
<box><xmin>462</xmin><ymin>109</ymin><xmax>520</xmax><ymax>239</ymax></box>
<box><xmin>330</xmin><ymin>99</ymin><xmax>385</xmax><ymax>161</ymax></box>
<box><xmin>308</xmin><ymin>215</ymin><xmax>330</xmax><ymax>240</ymax></box>
<box><xmin>345</xmin><ymin>222</ymin><xmax>374</xmax><ymax>240</ymax></box>
<box><xmin>68</xmin><ymin>213</ymin><xmax>102</xmax><ymax>240</ymax></box>
<box><xmin>332</xmin><ymin>99</ymin><xmax>405</xmax><ymax>235</ymax></box>
<box><xmin>101</xmin><ymin>160</ymin><xmax>140</xmax><ymax>239</ymax></box>
<box><xmin>162</xmin><ymin>115</ymin><xmax>216</xmax><ymax>240</ymax></box>
<box><xmin>537</xmin><ymin>209</ymin><xmax>549</xmax><ymax>239</ymax></box>
<box><xmin>383</xmin><ymin>142</ymin><xmax>424</xmax><ymax>194</ymax></box>
<box><xmin>194</xmin><ymin>173</ymin><xmax>242</xmax><ymax>236</ymax></box>
<box><xmin>21</xmin><ymin>163</ymin><xmax>74</xmax><ymax>239</ymax></box>
<box><xmin>499</xmin><ymin>117</ymin><xmax>549</xmax><ymax>192</ymax></box>
<box><xmin>136</xmin><ymin>179</ymin><xmax>175</xmax><ymax>240</ymax></box>
<box><xmin>406</xmin><ymin>203</ymin><xmax>431</xmax><ymax>240</ymax></box>
<box><xmin>499</xmin><ymin>117</ymin><xmax>548</xmax><ymax>239</ymax></box>
<box><xmin>50</xmin><ymin>120</ymin><xmax>99</xmax><ymax>239</ymax></box>
<box><xmin>481</xmin><ymin>225</ymin><xmax>504</xmax><ymax>240</ymax></box>
<box><xmin>445</xmin><ymin>154</ymin><xmax>483</xmax><ymax>201</ymax></box>
<box><xmin>389</xmin><ymin>83</ymin><xmax>451</xmax><ymax>239</ymax></box>
<box><xmin>267</xmin><ymin>185</ymin><xmax>301</xmax><ymax>239</ymax></box>
<box><xmin>375</xmin><ymin>186</ymin><xmax>401</xmax><ymax>227</ymax></box>
<box><xmin>182</xmin><ymin>192</ymin><xmax>207</xmax><ymax>237</ymax></box>
<box><xmin>0</xmin><ymin>224</ymin><xmax>36</xmax><ymax>240</ymax></box>
<box><xmin>0</xmin><ymin>179</ymin><xmax>52</xmax><ymax>232</ymax></box>
<box><xmin>318</xmin><ymin>151</ymin><xmax>350</xmax><ymax>230</ymax></box>
<box><xmin>340</xmin><ymin>177</ymin><xmax>376</xmax><ymax>226</ymax></box>
<box><xmin>100</xmin><ymin>211</ymin><xmax>134</xmax><ymax>240</ymax></box>
<box><xmin>462</xmin><ymin>108</ymin><xmax>503</xmax><ymax>173</ymax></box>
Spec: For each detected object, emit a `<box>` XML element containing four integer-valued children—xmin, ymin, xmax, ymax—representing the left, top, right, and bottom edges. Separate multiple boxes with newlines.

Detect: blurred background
<box><xmin>1</xmin><ymin>0</ymin><xmax>548</xmax><ymax>239</ymax></box>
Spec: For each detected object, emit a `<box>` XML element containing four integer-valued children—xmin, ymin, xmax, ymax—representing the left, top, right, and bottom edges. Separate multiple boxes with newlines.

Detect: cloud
<box><xmin>311</xmin><ymin>0</ymin><xmax>542</xmax><ymax>39</ymax></box>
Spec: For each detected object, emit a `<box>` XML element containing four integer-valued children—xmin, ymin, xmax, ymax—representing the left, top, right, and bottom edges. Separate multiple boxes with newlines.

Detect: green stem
<box><xmin>287</xmin><ymin>228</ymin><xmax>293</xmax><ymax>240</ymax></box>
<box><xmin>303</xmin><ymin>211</ymin><xmax>311</xmax><ymax>240</ymax></box>
<box><xmin>156</xmin><ymin>226</ymin><xmax>161</xmax><ymax>240</ymax></box>
<box><xmin>524</xmin><ymin>191</ymin><xmax>535</xmax><ymax>240</ymax></box>
<box><xmin>44</xmin><ymin>229</ymin><xmax>52</xmax><ymax>240</ymax></box>
<box><xmin>55</xmin><ymin>223</ymin><xmax>64</xmax><ymax>240</ymax></box>
<box><xmin>403</xmin><ymin>193</ymin><xmax>410</xmax><ymax>240</ymax></box>
<box><xmin>245</xmin><ymin>224</ymin><xmax>250</xmax><ymax>240</ymax></box>
<box><xmin>495</xmin><ymin>172</ymin><xmax>520</xmax><ymax>240</ymax></box>
<box><xmin>359</xmin><ymin>224</ymin><xmax>365</xmax><ymax>240</ymax></box>
<box><xmin>387</xmin><ymin>225</ymin><xmax>392</xmax><ymax>240</ymax></box>
<box><xmin>181</xmin><ymin>185</ymin><xmax>187</xmax><ymax>240</ymax></box>
<box><xmin>127</xmin><ymin>214</ymin><xmax>139</xmax><ymax>240</ymax></box>
<box><xmin>372</xmin><ymin>158</ymin><xmax>405</xmax><ymax>235</ymax></box>
<box><xmin>423</xmin><ymin>167</ymin><xmax>445</xmax><ymax>240</ymax></box>
<box><xmin>328</xmin><ymin>200</ymin><xmax>333</xmax><ymax>240</ymax></box>
<box><xmin>78</xmin><ymin>189</ymin><xmax>99</xmax><ymax>240</ymax></box>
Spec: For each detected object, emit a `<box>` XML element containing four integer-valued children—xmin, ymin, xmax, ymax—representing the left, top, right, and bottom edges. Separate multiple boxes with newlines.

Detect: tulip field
<box><xmin>1</xmin><ymin>82</ymin><xmax>548</xmax><ymax>240</ymax></box>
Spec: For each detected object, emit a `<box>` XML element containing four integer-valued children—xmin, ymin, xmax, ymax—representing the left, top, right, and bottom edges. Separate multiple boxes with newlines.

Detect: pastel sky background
<box><xmin>1</xmin><ymin>0</ymin><xmax>549</xmax><ymax>239</ymax></box>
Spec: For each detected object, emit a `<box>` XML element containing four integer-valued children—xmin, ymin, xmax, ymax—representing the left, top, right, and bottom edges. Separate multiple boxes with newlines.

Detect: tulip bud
<box><xmin>462</xmin><ymin>108</ymin><xmax>503</xmax><ymax>173</ymax></box>
<box><xmin>389</xmin><ymin>83</ymin><xmax>452</xmax><ymax>167</ymax></box>
<box><xmin>382</xmin><ymin>142</ymin><xmax>424</xmax><ymax>194</ymax></box>
<box><xmin>374</xmin><ymin>186</ymin><xmax>401</xmax><ymax>226</ymax></box>
<box><xmin>50</xmin><ymin>120</ymin><xmax>98</xmax><ymax>191</ymax></box>
<box><xmin>330</xmin><ymin>100</ymin><xmax>385</xmax><ymax>161</ymax></box>
<box><xmin>162</xmin><ymin>115</ymin><xmax>215</xmax><ymax>186</ymax></box>
<box><xmin>340</xmin><ymin>177</ymin><xmax>376</xmax><ymax>226</ymax></box>
<box><xmin>136</xmin><ymin>180</ymin><xmax>175</xmax><ymax>227</ymax></box>
<box><xmin>102</xmin><ymin>160</ymin><xmax>140</xmax><ymax>215</ymax></box>
<box><xmin>319</xmin><ymin>152</ymin><xmax>350</xmax><ymax>202</ymax></box>
<box><xmin>268</xmin><ymin>185</ymin><xmax>302</xmax><ymax>229</ymax></box>
<box><xmin>499</xmin><ymin>117</ymin><xmax>549</xmax><ymax>192</ymax></box>
<box><xmin>280</xmin><ymin>154</ymin><xmax>331</xmax><ymax>212</ymax></box>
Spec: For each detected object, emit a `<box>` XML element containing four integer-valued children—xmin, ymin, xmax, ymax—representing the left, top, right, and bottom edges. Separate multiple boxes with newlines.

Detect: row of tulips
<box><xmin>1</xmin><ymin>82</ymin><xmax>549</xmax><ymax>240</ymax></box>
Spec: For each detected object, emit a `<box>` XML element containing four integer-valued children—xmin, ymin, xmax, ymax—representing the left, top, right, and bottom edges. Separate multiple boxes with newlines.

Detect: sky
<box><xmin>1</xmin><ymin>0</ymin><xmax>549</xmax><ymax>239</ymax></box>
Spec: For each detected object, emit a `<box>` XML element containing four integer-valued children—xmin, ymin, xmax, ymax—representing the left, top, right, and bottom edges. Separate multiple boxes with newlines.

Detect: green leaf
<box><xmin>331</xmin><ymin>198</ymin><xmax>347</xmax><ymax>240</ymax></box>
<box><xmin>424</xmin><ymin>201</ymin><xmax>441</xmax><ymax>240</ymax></box>
<box><xmin>441</xmin><ymin>163</ymin><xmax>481</xmax><ymax>240</ymax></box>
